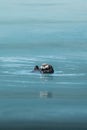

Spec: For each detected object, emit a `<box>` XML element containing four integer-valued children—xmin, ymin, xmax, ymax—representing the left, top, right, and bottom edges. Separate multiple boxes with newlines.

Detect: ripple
<box><xmin>0</xmin><ymin>56</ymin><xmax>39</xmax><ymax>63</ymax></box>
<box><xmin>53</xmin><ymin>73</ymin><xmax>86</xmax><ymax>77</ymax></box>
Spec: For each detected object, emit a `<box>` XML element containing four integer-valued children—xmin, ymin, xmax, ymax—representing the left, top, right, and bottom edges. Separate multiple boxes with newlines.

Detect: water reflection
<box><xmin>40</xmin><ymin>91</ymin><xmax>52</xmax><ymax>98</ymax></box>
<box><xmin>40</xmin><ymin>74</ymin><xmax>53</xmax><ymax>81</ymax></box>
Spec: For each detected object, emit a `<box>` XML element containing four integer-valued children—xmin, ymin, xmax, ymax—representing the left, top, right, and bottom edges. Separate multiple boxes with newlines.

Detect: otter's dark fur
<box><xmin>34</xmin><ymin>64</ymin><xmax>54</xmax><ymax>74</ymax></box>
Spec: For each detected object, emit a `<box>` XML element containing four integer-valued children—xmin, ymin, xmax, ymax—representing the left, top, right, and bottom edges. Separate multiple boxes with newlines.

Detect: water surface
<box><xmin>0</xmin><ymin>0</ymin><xmax>87</xmax><ymax>129</ymax></box>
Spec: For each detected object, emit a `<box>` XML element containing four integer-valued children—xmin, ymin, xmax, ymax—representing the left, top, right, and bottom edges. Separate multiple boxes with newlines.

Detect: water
<box><xmin>0</xmin><ymin>0</ymin><xmax>87</xmax><ymax>129</ymax></box>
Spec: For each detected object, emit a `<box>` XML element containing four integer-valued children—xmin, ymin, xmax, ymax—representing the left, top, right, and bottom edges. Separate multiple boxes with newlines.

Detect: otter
<box><xmin>33</xmin><ymin>63</ymin><xmax>54</xmax><ymax>74</ymax></box>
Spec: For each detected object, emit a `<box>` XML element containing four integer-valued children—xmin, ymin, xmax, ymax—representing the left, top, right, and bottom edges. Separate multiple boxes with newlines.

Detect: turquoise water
<box><xmin>0</xmin><ymin>0</ymin><xmax>87</xmax><ymax>129</ymax></box>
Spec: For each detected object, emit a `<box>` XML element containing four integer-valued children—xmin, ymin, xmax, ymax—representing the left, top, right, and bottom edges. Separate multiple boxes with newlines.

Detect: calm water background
<box><xmin>0</xmin><ymin>0</ymin><xmax>87</xmax><ymax>129</ymax></box>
